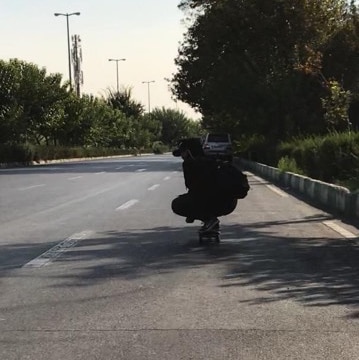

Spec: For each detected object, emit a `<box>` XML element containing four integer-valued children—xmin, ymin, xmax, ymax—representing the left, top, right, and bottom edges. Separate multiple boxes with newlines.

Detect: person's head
<box><xmin>172</xmin><ymin>138</ymin><xmax>204</xmax><ymax>159</ymax></box>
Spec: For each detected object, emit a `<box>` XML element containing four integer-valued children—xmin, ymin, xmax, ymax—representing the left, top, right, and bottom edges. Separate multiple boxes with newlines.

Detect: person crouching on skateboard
<box><xmin>171</xmin><ymin>138</ymin><xmax>237</xmax><ymax>232</ymax></box>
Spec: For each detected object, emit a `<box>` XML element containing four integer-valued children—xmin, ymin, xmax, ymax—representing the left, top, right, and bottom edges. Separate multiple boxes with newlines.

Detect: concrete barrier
<box><xmin>239</xmin><ymin>158</ymin><xmax>358</xmax><ymax>219</ymax></box>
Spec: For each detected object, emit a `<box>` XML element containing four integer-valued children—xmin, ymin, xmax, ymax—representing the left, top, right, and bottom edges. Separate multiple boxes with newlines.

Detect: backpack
<box><xmin>215</xmin><ymin>162</ymin><xmax>250</xmax><ymax>199</ymax></box>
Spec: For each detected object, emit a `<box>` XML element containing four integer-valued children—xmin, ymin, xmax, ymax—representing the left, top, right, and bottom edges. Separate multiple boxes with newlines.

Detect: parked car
<box><xmin>202</xmin><ymin>133</ymin><xmax>233</xmax><ymax>161</ymax></box>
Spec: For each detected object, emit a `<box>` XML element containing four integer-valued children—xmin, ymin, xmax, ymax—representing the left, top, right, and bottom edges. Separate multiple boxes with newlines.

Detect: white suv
<box><xmin>202</xmin><ymin>133</ymin><xmax>233</xmax><ymax>161</ymax></box>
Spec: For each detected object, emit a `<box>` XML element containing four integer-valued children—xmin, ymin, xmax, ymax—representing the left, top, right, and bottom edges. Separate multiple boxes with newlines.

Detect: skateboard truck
<box><xmin>198</xmin><ymin>227</ymin><xmax>221</xmax><ymax>244</ymax></box>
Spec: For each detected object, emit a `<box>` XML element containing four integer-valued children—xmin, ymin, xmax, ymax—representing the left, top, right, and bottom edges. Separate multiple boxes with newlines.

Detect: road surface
<box><xmin>0</xmin><ymin>154</ymin><xmax>358</xmax><ymax>359</ymax></box>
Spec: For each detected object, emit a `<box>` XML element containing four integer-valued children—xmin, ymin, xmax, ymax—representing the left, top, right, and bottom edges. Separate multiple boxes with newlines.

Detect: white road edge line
<box><xmin>148</xmin><ymin>184</ymin><xmax>160</xmax><ymax>191</ymax></box>
<box><xmin>19</xmin><ymin>184</ymin><xmax>46</xmax><ymax>191</ymax></box>
<box><xmin>23</xmin><ymin>230</ymin><xmax>94</xmax><ymax>268</ymax></box>
<box><xmin>266</xmin><ymin>184</ymin><xmax>289</xmax><ymax>197</ymax></box>
<box><xmin>323</xmin><ymin>220</ymin><xmax>357</xmax><ymax>239</ymax></box>
<box><xmin>252</xmin><ymin>175</ymin><xmax>289</xmax><ymax>197</ymax></box>
<box><xmin>116</xmin><ymin>199</ymin><xmax>139</xmax><ymax>211</ymax></box>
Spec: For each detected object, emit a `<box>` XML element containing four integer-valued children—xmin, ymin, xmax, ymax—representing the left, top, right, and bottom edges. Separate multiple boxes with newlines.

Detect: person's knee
<box><xmin>171</xmin><ymin>197</ymin><xmax>181</xmax><ymax>214</ymax></box>
<box><xmin>171</xmin><ymin>195</ymin><xmax>187</xmax><ymax>216</ymax></box>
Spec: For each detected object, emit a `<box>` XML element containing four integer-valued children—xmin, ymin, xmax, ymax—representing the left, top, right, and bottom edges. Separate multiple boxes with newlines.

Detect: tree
<box><xmin>0</xmin><ymin>59</ymin><xmax>69</xmax><ymax>145</ymax></box>
<box><xmin>105</xmin><ymin>87</ymin><xmax>145</xmax><ymax>118</ymax></box>
<box><xmin>171</xmin><ymin>0</ymin><xmax>356</xmax><ymax>140</ymax></box>
<box><xmin>149</xmin><ymin>107</ymin><xmax>201</xmax><ymax>145</ymax></box>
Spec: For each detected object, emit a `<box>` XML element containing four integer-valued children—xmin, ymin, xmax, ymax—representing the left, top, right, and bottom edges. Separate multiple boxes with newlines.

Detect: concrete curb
<box><xmin>239</xmin><ymin>158</ymin><xmax>358</xmax><ymax>219</ymax></box>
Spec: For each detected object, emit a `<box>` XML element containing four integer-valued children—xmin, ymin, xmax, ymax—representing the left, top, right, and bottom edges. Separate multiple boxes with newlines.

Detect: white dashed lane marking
<box><xmin>68</xmin><ymin>176</ymin><xmax>82</xmax><ymax>180</ymax></box>
<box><xmin>19</xmin><ymin>184</ymin><xmax>46</xmax><ymax>191</ymax></box>
<box><xmin>116</xmin><ymin>199</ymin><xmax>139</xmax><ymax>211</ymax></box>
<box><xmin>23</xmin><ymin>231</ymin><xmax>93</xmax><ymax>268</ymax></box>
<box><xmin>148</xmin><ymin>184</ymin><xmax>160</xmax><ymax>191</ymax></box>
<box><xmin>136</xmin><ymin>169</ymin><xmax>146</xmax><ymax>172</ymax></box>
<box><xmin>163</xmin><ymin>176</ymin><xmax>171</xmax><ymax>181</ymax></box>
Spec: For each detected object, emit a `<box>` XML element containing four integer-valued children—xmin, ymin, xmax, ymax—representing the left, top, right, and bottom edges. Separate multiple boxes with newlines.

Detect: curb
<box><xmin>0</xmin><ymin>153</ymin><xmax>156</xmax><ymax>169</ymax></box>
<box><xmin>239</xmin><ymin>158</ymin><xmax>359</xmax><ymax>219</ymax></box>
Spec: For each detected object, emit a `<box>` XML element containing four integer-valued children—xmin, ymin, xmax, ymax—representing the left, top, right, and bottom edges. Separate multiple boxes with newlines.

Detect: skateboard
<box><xmin>198</xmin><ymin>228</ymin><xmax>221</xmax><ymax>244</ymax></box>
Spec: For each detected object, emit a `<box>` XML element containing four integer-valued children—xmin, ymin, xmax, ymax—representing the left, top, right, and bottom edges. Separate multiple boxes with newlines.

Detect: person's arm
<box><xmin>183</xmin><ymin>159</ymin><xmax>204</xmax><ymax>192</ymax></box>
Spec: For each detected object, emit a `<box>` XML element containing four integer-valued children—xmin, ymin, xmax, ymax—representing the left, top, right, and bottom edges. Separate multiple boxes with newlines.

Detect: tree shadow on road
<box><xmin>42</xmin><ymin>213</ymin><xmax>359</xmax><ymax>319</ymax></box>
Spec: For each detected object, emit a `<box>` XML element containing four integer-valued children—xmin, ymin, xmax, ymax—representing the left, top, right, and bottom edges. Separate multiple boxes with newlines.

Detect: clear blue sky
<box><xmin>1</xmin><ymin>0</ymin><xmax>201</xmax><ymax>119</ymax></box>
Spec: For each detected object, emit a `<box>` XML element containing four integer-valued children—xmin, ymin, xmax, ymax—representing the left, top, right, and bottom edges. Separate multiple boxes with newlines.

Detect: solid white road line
<box><xmin>19</xmin><ymin>184</ymin><xmax>46</xmax><ymax>191</ymax></box>
<box><xmin>116</xmin><ymin>199</ymin><xmax>139</xmax><ymax>211</ymax></box>
<box><xmin>148</xmin><ymin>184</ymin><xmax>160</xmax><ymax>191</ymax></box>
<box><xmin>323</xmin><ymin>220</ymin><xmax>357</xmax><ymax>239</ymax></box>
<box><xmin>95</xmin><ymin>171</ymin><xmax>106</xmax><ymax>174</ymax></box>
<box><xmin>68</xmin><ymin>176</ymin><xmax>82</xmax><ymax>180</ymax></box>
<box><xmin>23</xmin><ymin>230</ymin><xmax>93</xmax><ymax>268</ymax></box>
<box><xmin>252</xmin><ymin>175</ymin><xmax>289</xmax><ymax>197</ymax></box>
<box><xmin>266</xmin><ymin>184</ymin><xmax>289</xmax><ymax>197</ymax></box>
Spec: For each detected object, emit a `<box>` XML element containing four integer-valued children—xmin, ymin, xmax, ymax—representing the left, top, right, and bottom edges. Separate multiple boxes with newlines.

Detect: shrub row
<box><xmin>239</xmin><ymin>131</ymin><xmax>359</xmax><ymax>190</ymax></box>
<box><xmin>277</xmin><ymin>132</ymin><xmax>359</xmax><ymax>183</ymax></box>
<box><xmin>0</xmin><ymin>143</ymin><xmax>161</xmax><ymax>165</ymax></box>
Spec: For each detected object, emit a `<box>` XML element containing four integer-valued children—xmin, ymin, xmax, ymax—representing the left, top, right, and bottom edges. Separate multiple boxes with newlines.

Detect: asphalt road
<box><xmin>0</xmin><ymin>154</ymin><xmax>359</xmax><ymax>359</ymax></box>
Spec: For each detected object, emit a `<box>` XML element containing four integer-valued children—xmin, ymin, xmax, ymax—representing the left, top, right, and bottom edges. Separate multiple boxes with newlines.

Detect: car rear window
<box><xmin>207</xmin><ymin>134</ymin><xmax>229</xmax><ymax>142</ymax></box>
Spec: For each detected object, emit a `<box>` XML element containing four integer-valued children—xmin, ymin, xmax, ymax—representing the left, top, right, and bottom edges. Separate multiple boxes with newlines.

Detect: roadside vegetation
<box><xmin>2</xmin><ymin>0</ymin><xmax>359</xmax><ymax>190</ymax></box>
<box><xmin>0</xmin><ymin>59</ymin><xmax>201</xmax><ymax>164</ymax></box>
<box><xmin>170</xmin><ymin>0</ymin><xmax>359</xmax><ymax>189</ymax></box>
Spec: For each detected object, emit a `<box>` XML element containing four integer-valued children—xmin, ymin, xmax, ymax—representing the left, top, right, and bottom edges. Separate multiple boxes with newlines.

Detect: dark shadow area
<box><xmin>23</xmin><ymin>215</ymin><xmax>358</xmax><ymax>319</ymax></box>
<box><xmin>0</xmin><ymin>156</ymin><xmax>181</xmax><ymax>175</ymax></box>
<box><xmin>0</xmin><ymin>241</ymin><xmax>61</xmax><ymax>273</ymax></box>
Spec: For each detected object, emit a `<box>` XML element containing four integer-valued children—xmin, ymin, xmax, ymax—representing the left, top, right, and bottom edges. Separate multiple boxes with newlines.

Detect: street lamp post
<box><xmin>108</xmin><ymin>58</ymin><xmax>126</xmax><ymax>92</ymax></box>
<box><xmin>142</xmin><ymin>80</ymin><xmax>155</xmax><ymax>114</ymax></box>
<box><xmin>54</xmin><ymin>12</ymin><xmax>81</xmax><ymax>89</ymax></box>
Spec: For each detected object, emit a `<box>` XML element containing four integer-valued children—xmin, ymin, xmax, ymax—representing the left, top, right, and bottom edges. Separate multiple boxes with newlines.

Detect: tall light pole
<box><xmin>142</xmin><ymin>80</ymin><xmax>155</xmax><ymax>114</ymax></box>
<box><xmin>54</xmin><ymin>12</ymin><xmax>81</xmax><ymax>89</ymax></box>
<box><xmin>108</xmin><ymin>58</ymin><xmax>126</xmax><ymax>92</ymax></box>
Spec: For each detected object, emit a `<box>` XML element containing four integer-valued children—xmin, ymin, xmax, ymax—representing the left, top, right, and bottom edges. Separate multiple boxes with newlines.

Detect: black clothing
<box><xmin>171</xmin><ymin>193</ymin><xmax>237</xmax><ymax>222</ymax></box>
<box><xmin>172</xmin><ymin>138</ymin><xmax>204</xmax><ymax>157</ymax></box>
<box><xmin>171</xmin><ymin>155</ymin><xmax>237</xmax><ymax>222</ymax></box>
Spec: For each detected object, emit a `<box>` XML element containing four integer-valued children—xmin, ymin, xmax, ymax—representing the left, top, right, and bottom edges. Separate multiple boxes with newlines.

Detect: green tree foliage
<box><xmin>106</xmin><ymin>87</ymin><xmax>145</xmax><ymax>118</ymax></box>
<box><xmin>172</xmin><ymin>0</ymin><xmax>359</xmax><ymax>141</ymax></box>
<box><xmin>0</xmin><ymin>59</ymin><xmax>69</xmax><ymax>145</ymax></box>
<box><xmin>1</xmin><ymin>58</ymin><xmax>200</xmax><ymax>158</ymax></box>
<box><xmin>149</xmin><ymin>107</ymin><xmax>201</xmax><ymax>145</ymax></box>
<box><xmin>321</xmin><ymin>80</ymin><xmax>351</xmax><ymax>132</ymax></box>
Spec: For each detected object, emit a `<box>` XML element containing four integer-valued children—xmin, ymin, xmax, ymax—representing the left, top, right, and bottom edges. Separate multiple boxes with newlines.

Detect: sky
<box><xmin>0</xmin><ymin>0</ymin><xmax>201</xmax><ymax>119</ymax></box>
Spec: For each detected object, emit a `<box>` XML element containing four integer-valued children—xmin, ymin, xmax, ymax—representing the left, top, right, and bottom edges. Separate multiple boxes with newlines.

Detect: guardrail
<box><xmin>238</xmin><ymin>158</ymin><xmax>359</xmax><ymax>219</ymax></box>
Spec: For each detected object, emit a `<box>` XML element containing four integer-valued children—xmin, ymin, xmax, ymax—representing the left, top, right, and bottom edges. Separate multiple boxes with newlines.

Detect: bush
<box><xmin>0</xmin><ymin>143</ymin><xmax>33</xmax><ymax>163</ymax></box>
<box><xmin>277</xmin><ymin>156</ymin><xmax>304</xmax><ymax>174</ymax></box>
<box><xmin>0</xmin><ymin>144</ymin><xmax>137</xmax><ymax>164</ymax></box>
<box><xmin>152</xmin><ymin>141</ymin><xmax>168</xmax><ymax>154</ymax></box>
